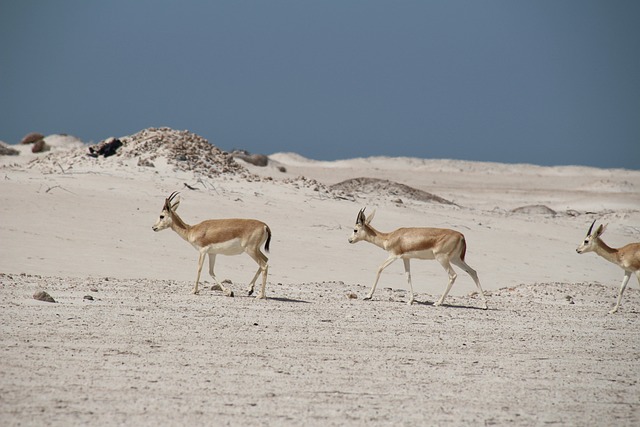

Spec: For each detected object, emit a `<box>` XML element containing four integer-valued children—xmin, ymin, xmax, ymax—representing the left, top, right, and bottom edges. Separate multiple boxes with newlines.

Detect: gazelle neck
<box><xmin>593</xmin><ymin>238</ymin><xmax>620</xmax><ymax>265</ymax></box>
<box><xmin>169</xmin><ymin>211</ymin><xmax>191</xmax><ymax>242</ymax></box>
<box><xmin>364</xmin><ymin>224</ymin><xmax>390</xmax><ymax>250</ymax></box>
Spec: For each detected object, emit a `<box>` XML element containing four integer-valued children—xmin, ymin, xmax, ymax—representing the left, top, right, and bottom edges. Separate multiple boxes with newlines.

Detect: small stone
<box><xmin>83</xmin><ymin>295</ymin><xmax>94</xmax><ymax>301</ymax></box>
<box><xmin>346</xmin><ymin>292</ymin><xmax>358</xmax><ymax>299</ymax></box>
<box><xmin>33</xmin><ymin>291</ymin><xmax>56</xmax><ymax>303</ymax></box>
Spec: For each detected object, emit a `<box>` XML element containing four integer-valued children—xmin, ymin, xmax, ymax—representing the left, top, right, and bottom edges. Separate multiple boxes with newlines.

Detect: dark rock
<box><xmin>31</xmin><ymin>139</ymin><xmax>50</xmax><ymax>153</ymax></box>
<box><xmin>88</xmin><ymin>137</ymin><xmax>123</xmax><ymax>158</ymax></box>
<box><xmin>33</xmin><ymin>291</ymin><xmax>56</xmax><ymax>303</ymax></box>
<box><xmin>20</xmin><ymin>132</ymin><xmax>45</xmax><ymax>145</ymax></box>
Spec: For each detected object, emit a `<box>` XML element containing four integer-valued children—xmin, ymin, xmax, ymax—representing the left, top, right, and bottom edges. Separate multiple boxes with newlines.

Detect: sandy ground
<box><xmin>1</xmin><ymin>275</ymin><xmax>639</xmax><ymax>426</ymax></box>
<box><xmin>1</xmin><ymin>130</ymin><xmax>639</xmax><ymax>425</ymax></box>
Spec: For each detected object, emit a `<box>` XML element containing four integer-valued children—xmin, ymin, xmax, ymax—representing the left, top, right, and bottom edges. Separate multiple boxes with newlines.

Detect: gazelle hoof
<box><xmin>247</xmin><ymin>289</ymin><xmax>254</xmax><ymax>296</ymax></box>
<box><xmin>608</xmin><ymin>308</ymin><xmax>618</xmax><ymax>314</ymax></box>
<box><xmin>256</xmin><ymin>293</ymin><xmax>266</xmax><ymax>300</ymax></box>
<box><xmin>407</xmin><ymin>299</ymin><xmax>415</xmax><ymax>305</ymax></box>
<box><xmin>363</xmin><ymin>296</ymin><xmax>372</xmax><ymax>301</ymax></box>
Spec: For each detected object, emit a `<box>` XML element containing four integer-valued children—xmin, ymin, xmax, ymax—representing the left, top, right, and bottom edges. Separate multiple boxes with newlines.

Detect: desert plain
<box><xmin>1</xmin><ymin>128</ymin><xmax>639</xmax><ymax>426</ymax></box>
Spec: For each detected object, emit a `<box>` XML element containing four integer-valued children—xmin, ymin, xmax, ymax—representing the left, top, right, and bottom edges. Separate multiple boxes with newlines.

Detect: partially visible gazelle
<box><xmin>152</xmin><ymin>192</ymin><xmax>271</xmax><ymax>298</ymax></box>
<box><xmin>348</xmin><ymin>208</ymin><xmax>488</xmax><ymax>309</ymax></box>
<box><xmin>576</xmin><ymin>220</ymin><xmax>640</xmax><ymax>314</ymax></box>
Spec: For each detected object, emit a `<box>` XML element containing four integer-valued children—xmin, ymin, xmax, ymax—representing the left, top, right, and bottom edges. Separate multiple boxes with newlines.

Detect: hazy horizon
<box><xmin>1</xmin><ymin>1</ymin><xmax>639</xmax><ymax>169</ymax></box>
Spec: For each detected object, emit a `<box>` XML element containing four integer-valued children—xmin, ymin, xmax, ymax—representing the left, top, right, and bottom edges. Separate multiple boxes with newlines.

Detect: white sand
<box><xmin>1</xmin><ymin>129</ymin><xmax>639</xmax><ymax>425</ymax></box>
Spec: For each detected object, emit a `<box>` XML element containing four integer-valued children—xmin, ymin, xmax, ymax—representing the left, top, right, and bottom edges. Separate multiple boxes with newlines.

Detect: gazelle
<box><xmin>576</xmin><ymin>220</ymin><xmax>640</xmax><ymax>314</ymax></box>
<box><xmin>152</xmin><ymin>192</ymin><xmax>271</xmax><ymax>299</ymax></box>
<box><xmin>348</xmin><ymin>208</ymin><xmax>488</xmax><ymax>309</ymax></box>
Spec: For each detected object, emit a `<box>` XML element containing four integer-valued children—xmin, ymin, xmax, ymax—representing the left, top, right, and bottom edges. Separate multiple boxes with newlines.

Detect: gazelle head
<box><xmin>152</xmin><ymin>191</ymin><xmax>180</xmax><ymax>232</ymax></box>
<box><xmin>348</xmin><ymin>208</ymin><xmax>376</xmax><ymax>244</ymax></box>
<box><xmin>576</xmin><ymin>220</ymin><xmax>606</xmax><ymax>254</ymax></box>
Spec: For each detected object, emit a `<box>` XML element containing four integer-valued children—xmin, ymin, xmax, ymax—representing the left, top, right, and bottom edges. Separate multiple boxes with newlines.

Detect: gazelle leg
<box><xmin>207</xmin><ymin>254</ymin><xmax>221</xmax><ymax>287</ymax></box>
<box><xmin>208</xmin><ymin>254</ymin><xmax>234</xmax><ymax>297</ymax></box>
<box><xmin>434</xmin><ymin>256</ymin><xmax>457</xmax><ymax>306</ymax></box>
<box><xmin>258</xmin><ymin>264</ymin><xmax>269</xmax><ymax>299</ymax></box>
<box><xmin>403</xmin><ymin>258</ymin><xmax>415</xmax><ymax>305</ymax></box>
<box><xmin>365</xmin><ymin>255</ymin><xmax>398</xmax><ymax>301</ymax></box>
<box><xmin>247</xmin><ymin>250</ymin><xmax>268</xmax><ymax>299</ymax></box>
<box><xmin>452</xmin><ymin>257</ymin><xmax>488</xmax><ymax>309</ymax></box>
<box><xmin>247</xmin><ymin>267</ymin><xmax>261</xmax><ymax>296</ymax></box>
<box><xmin>610</xmin><ymin>271</ymin><xmax>631</xmax><ymax>314</ymax></box>
<box><xmin>193</xmin><ymin>252</ymin><xmax>206</xmax><ymax>294</ymax></box>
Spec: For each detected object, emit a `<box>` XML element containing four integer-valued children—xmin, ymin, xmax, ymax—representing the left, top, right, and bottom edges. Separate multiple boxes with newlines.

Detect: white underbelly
<box><xmin>200</xmin><ymin>239</ymin><xmax>245</xmax><ymax>256</ymax></box>
<box><xmin>402</xmin><ymin>250</ymin><xmax>436</xmax><ymax>260</ymax></box>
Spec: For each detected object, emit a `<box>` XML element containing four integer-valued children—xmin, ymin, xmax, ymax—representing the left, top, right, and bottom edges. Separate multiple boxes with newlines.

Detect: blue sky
<box><xmin>1</xmin><ymin>1</ymin><xmax>638</xmax><ymax>169</ymax></box>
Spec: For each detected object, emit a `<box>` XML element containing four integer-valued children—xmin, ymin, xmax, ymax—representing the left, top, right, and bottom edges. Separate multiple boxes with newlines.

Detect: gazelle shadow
<box><xmin>405</xmin><ymin>299</ymin><xmax>493</xmax><ymax>311</ymax></box>
<box><xmin>433</xmin><ymin>302</ymin><xmax>495</xmax><ymax>311</ymax></box>
<box><xmin>262</xmin><ymin>296</ymin><xmax>310</xmax><ymax>304</ymax></box>
<box><xmin>412</xmin><ymin>300</ymin><xmax>434</xmax><ymax>306</ymax></box>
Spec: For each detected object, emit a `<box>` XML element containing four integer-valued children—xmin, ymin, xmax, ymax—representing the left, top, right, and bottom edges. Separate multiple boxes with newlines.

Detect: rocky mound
<box><xmin>229</xmin><ymin>149</ymin><xmax>269</xmax><ymax>167</ymax></box>
<box><xmin>510</xmin><ymin>204</ymin><xmax>557</xmax><ymax>216</ymax></box>
<box><xmin>116</xmin><ymin>128</ymin><xmax>247</xmax><ymax>177</ymax></box>
<box><xmin>330</xmin><ymin>177</ymin><xmax>455</xmax><ymax>205</ymax></box>
<box><xmin>28</xmin><ymin>127</ymin><xmax>248</xmax><ymax>178</ymax></box>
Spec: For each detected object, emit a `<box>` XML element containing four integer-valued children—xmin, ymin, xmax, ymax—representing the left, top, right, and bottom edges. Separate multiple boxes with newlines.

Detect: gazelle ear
<box><xmin>365</xmin><ymin>209</ymin><xmax>376</xmax><ymax>225</ymax></box>
<box><xmin>596</xmin><ymin>223</ymin><xmax>607</xmax><ymax>237</ymax></box>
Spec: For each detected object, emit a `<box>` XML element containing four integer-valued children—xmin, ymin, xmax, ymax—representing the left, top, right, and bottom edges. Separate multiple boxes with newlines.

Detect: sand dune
<box><xmin>1</xmin><ymin>128</ymin><xmax>639</xmax><ymax>425</ymax></box>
